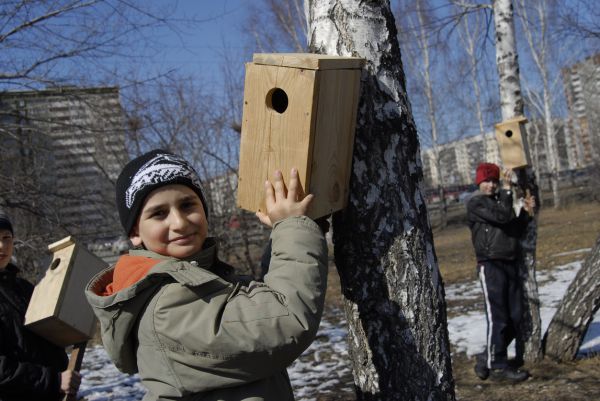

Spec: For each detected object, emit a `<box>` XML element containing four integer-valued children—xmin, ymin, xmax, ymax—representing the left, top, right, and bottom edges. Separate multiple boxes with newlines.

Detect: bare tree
<box><xmin>456</xmin><ymin>5</ymin><xmax>490</xmax><ymax>157</ymax></box>
<box><xmin>245</xmin><ymin>0</ymin><xmax>307</xmax><ymax>53</ymax></box>
<box><xmin>396</xmin><ymin>0</ymin><xmax>449</xmax><ymax>227</ymax></box>
<box><xmin>0</xmin><ymin>0</ymin><xmax>187</xmax><ymax>279</ymax></box>
<box><xmin>307</xmin><ymin>0</ymin><xmax>455</xmax><ymax>399</ymax></box>
<box><xmin>516</xmin><ymin>0</ymin><xmax>562</xmax><ymax>208</ymax></box>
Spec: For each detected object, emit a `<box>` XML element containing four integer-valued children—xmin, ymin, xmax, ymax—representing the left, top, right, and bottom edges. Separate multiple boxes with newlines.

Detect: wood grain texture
<box><xmin>253</xmin><ymin>53</ymin><xmax>364</xmax><ymax>70</ymax></box>
<box><xmin>24</xmin><ymin>241</ymin><xmax>107</xmax><ymax>346</ymax></box>
<box><xmin>237</xmin><ymin>54</ymin><xmax>363</xmax><ymax>219</ymax></box>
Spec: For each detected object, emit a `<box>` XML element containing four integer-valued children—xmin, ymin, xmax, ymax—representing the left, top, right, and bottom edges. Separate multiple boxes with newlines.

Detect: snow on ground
<box><xmin>447</xmin><ymin>258</ymin><xmax>600</xmax><ymax>358</ymax></box>
<box><xmin>78</xmin><ymin>256</ymin><xmax>599</xmax><ymax>401</ymax></box>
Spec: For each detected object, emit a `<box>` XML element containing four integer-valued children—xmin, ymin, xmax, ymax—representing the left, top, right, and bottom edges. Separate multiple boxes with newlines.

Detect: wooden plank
<box><xmin>253</xmin><ymin>53</ymin><xmax>365</xmax><ymax>70</ymax></box>
<box><xmin>25</xmin><ymin>244</ymin><xmax>75</xmax><ymax>323</ymax></box>
<box><xmin>266</xmin><ymin>66</ymin><xmax>317</xmax><ymax>214</ymax></box>
<box><xmin>309</xmin><ymin>68</ymin><xmax>362</xmax><ymax>218</ymax></box>
<box><xmin>62</xmin><ymin>342</ymin><xmax>87</xmax><ymax>401</ymax></box>
<box><xmin>48</xmin><ymin>236</ymin><xmax>75</xmax><ymax>253</ymax></box>
<box><xmin>237</xmin><ymin>64</ymin><xmax>318</xmax><ymax>214</ymax></box>
<box><xmin>238</xmin><ymin>63</ymin><xmax>278</xmax><ymax>213</ymax></box>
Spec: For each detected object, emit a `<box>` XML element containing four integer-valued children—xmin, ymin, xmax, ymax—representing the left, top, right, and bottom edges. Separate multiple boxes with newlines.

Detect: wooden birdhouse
<box><xmin>25</xmin><ymin>236</ymin><xmax>107</xmax><ymax>347</ymax></box>
<box><xmin>495</xmin><ymin>116</ymin><xmax>531</xmax><ymax>169</ymax></box>
<box><xmin>237</xmin><ymin>53</ymin><xmax>365</xmax><ymax>219</ymax></box>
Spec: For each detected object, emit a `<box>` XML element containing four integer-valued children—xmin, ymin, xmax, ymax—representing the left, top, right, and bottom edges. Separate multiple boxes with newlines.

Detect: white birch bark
<box><xmin>493</xmin><ymin>0</ymin><xmax>543</xmax><ymax>362</ymax></box>
<box><xmin>307</xmin><ymin>0</ymin><xmax>455</xmax><ymax>399</ymax></box>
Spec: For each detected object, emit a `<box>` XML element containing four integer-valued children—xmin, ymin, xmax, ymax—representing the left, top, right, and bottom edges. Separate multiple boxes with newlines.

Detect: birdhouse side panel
<box><xmin>57</xmin><ymin>247</ymin><xmax>107</xmax><ymax>339</ymax></box>
<box><xmin>25</xmin><ymin>244</ymin><xmax>76</xmax><ymax>325</ymax></box>
<box><xmin>309</xmin><ymin>69</ymin><xmax>362</xmax><ymax>219</ymax></box>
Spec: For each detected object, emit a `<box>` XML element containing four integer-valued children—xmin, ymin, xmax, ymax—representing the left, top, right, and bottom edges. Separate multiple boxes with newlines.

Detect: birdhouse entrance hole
<box><xmin>266</xmin><ymin>88</ymin><xmax>288</xmax><ymax>114</ymax></box>
<box><xmin>50</xmin><ymin>258</ymin><xmax>61</xmax><ymax>270</ymax></box>
<box><xmin>505</xmin><ymin>130</ymin><xmax>513</xmax><ymax>138</ymax></box>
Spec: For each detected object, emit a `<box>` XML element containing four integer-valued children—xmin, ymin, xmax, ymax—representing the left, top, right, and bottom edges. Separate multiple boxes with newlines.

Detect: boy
<box><xmin>85</xmin><ymin>150</ymin><xmax>328</xmax><ymax>400</ymax></box>
<box><xmin>466</xmin><ymin>162</ymin><xmax>535</xmax><ymax>383</ymax></box>
<box><xmin>0</xmin><ymin>210</ymin><xmax>81</xmax><ymax>400</ymax></box>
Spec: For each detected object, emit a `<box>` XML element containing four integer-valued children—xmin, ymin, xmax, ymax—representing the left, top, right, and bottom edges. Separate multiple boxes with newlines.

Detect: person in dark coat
<box><xmin>466</xmin><ymin>163</ymin><xmax>535</xmax><ymax>383</ymax></box>
<box><xmin>0</xmin><ymin>211</ymin><xmax>81</xmax><ymax>400</ymax></box>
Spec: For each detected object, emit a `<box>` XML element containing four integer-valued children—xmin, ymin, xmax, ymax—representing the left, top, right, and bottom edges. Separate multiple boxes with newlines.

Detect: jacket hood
<box><xmin>85</xmin><ymin>238</ymin><xmax>224</xmax><ymax>374</ymax></box>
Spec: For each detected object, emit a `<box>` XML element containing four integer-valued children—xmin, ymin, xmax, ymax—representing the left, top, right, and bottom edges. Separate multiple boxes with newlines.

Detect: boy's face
<box><xmin>0</xmin><ymin>229</ymin><xmax>14</xmax><ymax>270</ymax></box>
<box><xmin>130</xmin><ymin>185</ymin><xmax>208</xmax><ymax>259</ymax></box>
<box><xmin>479</xmin><ymin>179</ymin><xmax>498</xmax><ymax>196</ymax></box>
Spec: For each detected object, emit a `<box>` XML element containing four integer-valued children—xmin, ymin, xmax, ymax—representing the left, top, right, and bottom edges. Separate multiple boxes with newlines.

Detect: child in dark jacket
<box><xmin>85</xmin><ymin>150</ymin><xmax>328</xmax><ymax>401</ymax></box>
<box><xmin>0</xmin><ymin>211</ymin><xmax>81</xmax><ymax>400</ymax></box>
<box><xmin>466</xmin><ymin>163</ymin><xmax>535</xmax><ymax>383</ymax></box>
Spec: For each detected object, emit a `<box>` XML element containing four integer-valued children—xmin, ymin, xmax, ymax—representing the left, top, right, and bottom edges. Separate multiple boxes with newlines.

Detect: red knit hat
<box><xmin>475</xmin><ymin>163</ymin><xmax>500</xmax><ymax>185</ymax></box>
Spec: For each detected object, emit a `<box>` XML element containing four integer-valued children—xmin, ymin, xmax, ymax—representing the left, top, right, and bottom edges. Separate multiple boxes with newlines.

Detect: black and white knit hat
<box><xmin>0</xmin><ymin>209</ymin><xmax>13</xmax><ymax>235</ymax></box>
<box><xmin>116</xmin><ymin>149</ymin><xmax>208</xmax><ymax>235</ymax></box>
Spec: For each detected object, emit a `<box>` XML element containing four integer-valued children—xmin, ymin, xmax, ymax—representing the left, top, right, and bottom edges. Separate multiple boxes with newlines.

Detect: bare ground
<box><xmin>323</xmin><ymin>200</ymin><xmax>600</xmax><ymax>400</ymax></box>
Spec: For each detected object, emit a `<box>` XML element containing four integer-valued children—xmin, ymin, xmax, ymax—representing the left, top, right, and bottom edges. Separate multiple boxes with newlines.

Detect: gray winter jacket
<box><xmin>85</xmin><ymin>216</ymin><xmax>328</xmax><ymax>401</ymax></box>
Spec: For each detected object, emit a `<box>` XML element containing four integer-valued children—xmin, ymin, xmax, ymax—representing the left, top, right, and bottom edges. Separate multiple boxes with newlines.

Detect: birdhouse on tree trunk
<box><xmin>237</xmin><ymin>53</ymin><xmax>365</xmax><ymax>219</ymax></box>
<box><xmin>495</xmin><ymin>116</ymin><xmax>531</xmax><ymax>169</ymax></box>
<box><xmin>25</xmin><ymin>236</ymin><xmax>107</xmax><ymax>347</ymax></box>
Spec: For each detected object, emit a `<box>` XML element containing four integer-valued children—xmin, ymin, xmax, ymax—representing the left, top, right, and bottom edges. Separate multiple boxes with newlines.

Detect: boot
<box><xmin>489</xmin><ymin>366</ymin><xmax>530</xmax><ymax>383</ymax></box>
<box><xmin>473</xmin><ymin>353</ymin><xmax>489</xmax><ymax>380</ymax></box>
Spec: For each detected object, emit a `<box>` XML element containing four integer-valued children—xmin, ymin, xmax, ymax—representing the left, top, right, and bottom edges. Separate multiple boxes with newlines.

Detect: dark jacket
<box><xmin>0</xmin><ymin>264</ymin><xmax>68</xmax><ymax>401</ymax></box>
<box><xmin>466</xmin><ymin>189</ymin><xmax>529</xmax><ymax>262</ymax></box>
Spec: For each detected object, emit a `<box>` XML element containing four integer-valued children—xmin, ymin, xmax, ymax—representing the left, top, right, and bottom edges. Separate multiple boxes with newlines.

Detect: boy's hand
<box><xmin>502</xmin><ymin>168</ymin><xmax>513</xmax><ymax>190</ymax></box>
<box><xmin>523</xmin><ymin>193</ymin><xmax>536</xmax><ymax>215</ymax></box>
<box><xmin>256</xmin><ymin>168</ymin><xmax>314</xmax><ymax>227</ymax></box>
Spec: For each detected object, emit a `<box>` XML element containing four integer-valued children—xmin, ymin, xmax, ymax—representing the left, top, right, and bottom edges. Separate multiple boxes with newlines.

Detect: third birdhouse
<box><xmin>237</xmin><ymin>53</ymin><xmax>364</xmax><ymax>219</ymax></box>
<box><xmin>25</xmin><ymin>236</ymin><xmax>107</xmax><ymax>347</ymax></box>
<box><xmin>495</xmin><ymin>116</ymin><xmax>531</xmax><ymax>169</ymax></box>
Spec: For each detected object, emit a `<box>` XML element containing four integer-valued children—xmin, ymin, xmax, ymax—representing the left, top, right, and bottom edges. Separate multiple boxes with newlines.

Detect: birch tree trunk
<box><xmin>307</xmin><ymin>1</ymin><xmax>455</xmax><ymax>399</ymax></box>
<box><xmin>493</xmin><ymin>0</ymin><xmax>543</xmax><ymax>362</ymax></box>
<box><xmin>544</xmin><ymin>235</ymin><xmax>600</xmax><ymax>361</ymax></box>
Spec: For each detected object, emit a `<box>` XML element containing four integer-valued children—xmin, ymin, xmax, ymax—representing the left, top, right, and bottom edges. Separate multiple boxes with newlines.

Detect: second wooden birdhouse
<box><xmin>237</xmin><ymin>53</ymin><xmax>364</xmax><ymax>219</ymax></box>
<box><xmin>25</xmin><ymin>236</ymin><xmax>107</xmax><ymax>347</ymax></box>
<box><xmin>495</xmin><ymin>116</ymin><xmax>531</xmax><ymax>169</ymax></box>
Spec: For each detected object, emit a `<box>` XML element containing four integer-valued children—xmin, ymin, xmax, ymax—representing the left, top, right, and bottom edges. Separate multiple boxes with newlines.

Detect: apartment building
<box><xmin>0</xmin><ymin>86</ymin><xmax>127</xmax><ymax>244</ymax></box>
<box><xmin>562</xmin><ymin>53</ymin><xmax>600</xmax><ymax>168</ymax></box>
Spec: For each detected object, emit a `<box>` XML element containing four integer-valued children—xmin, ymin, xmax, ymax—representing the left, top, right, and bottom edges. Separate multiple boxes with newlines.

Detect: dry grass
<box><xmin>323</xmin><ymin>199</ymin><xmax>600</xmax><ymax>400</ymax></box>
<box><xmin>434</xmin><ymin>201</ymin><xmax>600</xmax><ymax>285</ymax></box>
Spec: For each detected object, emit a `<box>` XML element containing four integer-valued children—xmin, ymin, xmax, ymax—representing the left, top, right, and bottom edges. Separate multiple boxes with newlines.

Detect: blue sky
<box><xmin>145</xmin><ymin>1</ymin><xmax>250</xmax><ymax>87</ymax></box>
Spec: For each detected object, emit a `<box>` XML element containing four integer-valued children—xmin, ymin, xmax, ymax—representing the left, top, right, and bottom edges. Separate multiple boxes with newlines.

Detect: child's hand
<box><xmin>256</xmin><ymin>168</ymin><xmax>314</xmax><ymax>227</ymax></box>
<box><xmin>502</xmin><ymin>168</ymin><xmax>513</xmax><ymax>190</ymax></box>
<box><xmin>523</xmin><ymin>193</ymin><xmax>536</xmax><ymax>215</ymax></box>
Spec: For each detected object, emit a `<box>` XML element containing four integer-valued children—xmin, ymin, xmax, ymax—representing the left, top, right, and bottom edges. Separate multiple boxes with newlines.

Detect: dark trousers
<box><xmin>478</xmin><ymin>260</ymin><xmax>524</xmax><ymax>369</ymax></box>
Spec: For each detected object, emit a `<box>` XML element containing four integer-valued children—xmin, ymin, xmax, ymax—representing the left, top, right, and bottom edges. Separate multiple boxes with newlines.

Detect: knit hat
<box><xmin>475</xmin><ymin>162</ymin><xmax>500</xmax><ymax>185</ymax></box>
<box><xmin>116</xmin><ymin>149</ymin><xmax>208</xmax><ymax>235</ymax></box>
<box><xmin>0</xmin><ymin>210</ymin><xmax>13</xmax><ymax>235</ymax></box>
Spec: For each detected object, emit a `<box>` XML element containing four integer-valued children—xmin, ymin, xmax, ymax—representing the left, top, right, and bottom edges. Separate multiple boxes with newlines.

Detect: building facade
<box><xmin>0</xmin><ymin>87</ymin><xmax>127</xmax><ymax>255</ymax></box>
<box><xmin>562</xmin><ymin>53</ymin><xmax>600</xmax><ymax>168</ymax></box>
<box><xmin>421</xmin><ymin>133</ymin><xmax>501</xmax><ymax>188</ymax></box>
